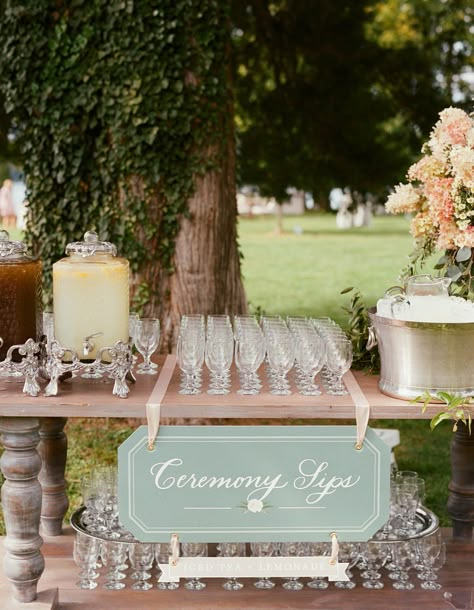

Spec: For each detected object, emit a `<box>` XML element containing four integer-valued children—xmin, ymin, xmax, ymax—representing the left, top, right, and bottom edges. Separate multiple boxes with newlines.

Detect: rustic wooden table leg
<box><xmin>0</xmin><ymin>417</ymin><xmax>44</xmax><ymax>602</ymax></box>
<box><xmin>448</xmin><ymin>422</ymin><xmax>474</xmax><ymax>540</ymax></box>
<box><xmin>38</xmin><ymin>417</ymin><xmax>69</xmax><ymax>536</ymax></box>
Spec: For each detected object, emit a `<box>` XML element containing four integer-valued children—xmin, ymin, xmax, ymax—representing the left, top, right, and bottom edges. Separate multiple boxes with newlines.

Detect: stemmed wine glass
<box><xmin>73</xmin><ymin>535</ymin><xmax>101</xmax><ymax>590</ymax></box>
<box><xmin>217</xmin><ymin>542</ymin><xmax>246</xmax><ymax>590</ymax></box>
<box><xmin>325</xmin><ymin>339</ymin><xmax>352</xmax><ymax>395</ymax></box>
<box><xmin>235</xmin><ymin>332</ymin><xmax>265</xmax><ymax>395</ymax></box>
<box><xmin>266</xmin><ymin>333</ymin><xmax>294</xmax><ymax>395</ymax></box>
<box><xmin>280</xmin><ymin>542</ymin><xmax>308</xmax><ymax>591</ymax></box>
<box><xmin>101</xmin><ymin>541</ymin><xmax>128</xmax><ymax>590</ymax></box>
<box><xmin>155</xmin><ymin>543</ymin><xmax>180</xmax><ymax>590</ymax></box>
<box><xmin>177</xmin><ymin>325</ymin><xmax>205</xmax><ymax>394</ymax></box>
<box><xmin>135</xmin><ymin>318</ymin><xmax>160</xmax><ymax>375</ymax></box>
<box><xmin>251</xmin><ymin>542</ymin><xmax>278</xmax><ymax>589</ymax></box>
<box><xmin>182</xmin><ymin>542</ymin><xmax>208</xmax><ymax>590</ymax></box>
<box><xmin>392</xmin><ymin>540</ymin><xmax>415</xmax><ymax>590</ymax></box>
<box><xmin>129</xmin><ymin>543</ymin><xmax>154</xmax><ymax>591</ymax></box>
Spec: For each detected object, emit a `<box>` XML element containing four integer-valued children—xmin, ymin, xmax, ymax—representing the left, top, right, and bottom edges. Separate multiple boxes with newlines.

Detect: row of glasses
<box><xmin>74</xmin><ymin>532</ymin><xmax>446</xmax><ymax>592</ymax></box>
<box><xmin>234</xmin><ymin>316</ymin><xmax>265</xmax><ymax>394</ymax></box>
<box><xmin>176</xmin><ymin>315</ymin><xmax>205</xmax><ymax>394</ymax></box>
<box><xmin>312</xmin><ymin>318</ymin><xmax>353</xmax><ymax>395</ymax></box>
<box><xmin>262</xmin><ymin>316</ymin><xmax>295</xmax><ymax>395</ymax></box>
<box><xmin>205</xmin><ymin>315</ymin><xmax>234</xmax><ymax>394</ymax></box>
<box><xmin>288</xmin><ymin>317</ymin><xmax>326</xmax><ymax>395</ymax></box>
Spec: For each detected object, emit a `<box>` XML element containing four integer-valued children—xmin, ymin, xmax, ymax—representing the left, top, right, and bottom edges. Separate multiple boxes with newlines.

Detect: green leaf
<box><xmin>340</xmin><ymin>287</ymin><xmax>354</xmax><ymax>295</ymax></box>
<box><xmin>430</xmin><ymin>411</ymin><xmax>455</xmax><ymax>430</ymax></box>
<box><xmin>447</xmin><ymin>265</ymin><xmax>463</xmax><ymax>281</ymax></box>
<box><xmin>456</xmin><ymin>247</ymin><xmax>472</xmax><ymax>263</ymax></box>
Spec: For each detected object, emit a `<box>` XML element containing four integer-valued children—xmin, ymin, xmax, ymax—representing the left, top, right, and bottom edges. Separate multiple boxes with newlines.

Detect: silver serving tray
<box><xmin>70</xmin><ymin>505</ymin><xmax>439</xmax><ymax>545</ymax></box>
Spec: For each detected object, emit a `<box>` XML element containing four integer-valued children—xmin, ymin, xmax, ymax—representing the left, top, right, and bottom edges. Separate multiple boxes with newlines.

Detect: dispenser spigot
<box><xmin>83</xmin><ymin>332</ymin><xmax>103</xmax><ymax>357</ymax></box>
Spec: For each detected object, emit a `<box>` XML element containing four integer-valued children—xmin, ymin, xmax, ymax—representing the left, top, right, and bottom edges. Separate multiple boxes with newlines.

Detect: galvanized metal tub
<box><xmin>368</xmin><ymin>307</ymin><xmax>474</xmax><ymax>400</ymax></box>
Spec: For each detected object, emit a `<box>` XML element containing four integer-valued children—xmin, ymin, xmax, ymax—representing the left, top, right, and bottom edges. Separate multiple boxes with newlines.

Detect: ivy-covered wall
<box><xmin>0</xmin><ymin>0</ymin><xmax>231</xmax><ymax>306</ymax></box>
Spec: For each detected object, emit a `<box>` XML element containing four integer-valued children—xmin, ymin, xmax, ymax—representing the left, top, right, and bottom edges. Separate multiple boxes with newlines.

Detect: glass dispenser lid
<box><xmin>65</xmin><ymin>230</ymin><xmax>117</xmax><ymax>257</ymax></box>
<box><xmin>0</xmin><ymin>229</ymin><xmax>28</xmax><ymax>259</ymax></box>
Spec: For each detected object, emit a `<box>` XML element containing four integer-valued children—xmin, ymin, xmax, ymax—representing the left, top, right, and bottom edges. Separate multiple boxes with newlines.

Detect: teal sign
<box><xmin>118</xmin><ymin>425</ymin><xmax>390</xmax><ymax>543</ymax></box>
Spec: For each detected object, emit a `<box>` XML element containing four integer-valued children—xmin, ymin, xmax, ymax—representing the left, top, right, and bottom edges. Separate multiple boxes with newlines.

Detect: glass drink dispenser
<box><xmin>53</xmin><ymin>231</ymin><xmax>129</xmax><ymax>359</ymax></box>
<box><xmin>0</xmin><ymin>230</ymin><xmax>42</xmax><ymax>360</ymax></box>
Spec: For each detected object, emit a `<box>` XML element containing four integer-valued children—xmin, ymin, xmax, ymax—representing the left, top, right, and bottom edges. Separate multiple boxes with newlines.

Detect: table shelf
<box><xmin>0</xmin><ymin>355</ymin><xmax>435</xmax><ymax>420</ymax></box>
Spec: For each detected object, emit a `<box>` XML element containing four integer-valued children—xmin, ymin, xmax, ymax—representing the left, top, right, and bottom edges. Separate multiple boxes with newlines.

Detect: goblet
<box><xmin>135</xmin><ymin>318</ymin><xmax>160</xmax><ymax>375</ymax></box>
<box><xmin>101</xmin><ymin>541</ymin><xmax>128</xmax><ymax>590</ymax></box>
<box><xmin>182</xmin><ymin>542</ymin><xmax>208</xmax><ymax>590</ymax></box>
<box><xmin>217</xmin><ymin>542</ymin><xmax>246</xmax><ymax>590</ymax></box>
<box><xmin>251</xmin><ymin>542</ymin><xmax>278</xmax><ymax>589</ymax></box>
<box><xmin>155</xmin><ymin>543</ymin><xmax>180</xmax><ymax>590</ymax></box>
<box><xmin>280</xmin><ymin>542</ymin><xmax>308</xmax><ymax>591</ymax></box>
<box><xmin>129</xmin><ymin>543</ymin><xmax>154</xmax><ymax>591</ymax></box>
<box><xmin>73</xmin><ymin>536</ymin><xmax>100</xmax><ymax>589</ymax></box>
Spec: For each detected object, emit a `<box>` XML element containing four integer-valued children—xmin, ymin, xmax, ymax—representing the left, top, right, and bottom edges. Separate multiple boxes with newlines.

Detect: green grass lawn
<box><xmin>239</xmin><ymin>212</ymin><xmax>414</xmax><ymax>324</ymax></box>
<box><xmin>0</xmin><ymin>213</ymin><xmax>453</xmax><ymax>533</ymax></box>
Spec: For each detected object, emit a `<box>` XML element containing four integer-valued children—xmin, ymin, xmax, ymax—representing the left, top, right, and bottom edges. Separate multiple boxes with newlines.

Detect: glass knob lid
<box><xmin>65</xmin><ymin>230</ymin><xmax>118</xmax><ymax>257</ymax></box>
<box><xmin>0</xmin><ymin>229</ymin><xmax>27</xmax><ymax>258</ymax></box>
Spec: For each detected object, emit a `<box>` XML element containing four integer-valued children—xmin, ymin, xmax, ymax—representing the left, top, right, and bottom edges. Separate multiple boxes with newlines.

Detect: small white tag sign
<box><xmin>158</xmin><ymin>556</ymin><xmax>349</xmax><ymax>583</ymax></box>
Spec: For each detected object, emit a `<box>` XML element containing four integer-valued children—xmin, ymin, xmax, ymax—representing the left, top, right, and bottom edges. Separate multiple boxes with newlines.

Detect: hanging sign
<box><xmin>118</xmin><ymin>425</ymin><xmax>390</xmax><ymax>543</ymax></box>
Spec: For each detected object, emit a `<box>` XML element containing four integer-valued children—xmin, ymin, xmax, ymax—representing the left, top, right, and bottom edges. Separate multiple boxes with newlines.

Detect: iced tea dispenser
<box><xmin>0</xmin><ymin>230</ymin><xmax>42</xmax><ymax>360</ymax></box>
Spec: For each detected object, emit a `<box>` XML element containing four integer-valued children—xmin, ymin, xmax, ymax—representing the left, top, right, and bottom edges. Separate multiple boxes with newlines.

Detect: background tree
<box><xmin>0</xmin><ymin>0</ymin><xmax>246</xmax><ymax>347</ymax></box>
<box><xmin>232</xmin><ymin>0</ymin><xmax>473</xmax><ymax>205</ymax></box>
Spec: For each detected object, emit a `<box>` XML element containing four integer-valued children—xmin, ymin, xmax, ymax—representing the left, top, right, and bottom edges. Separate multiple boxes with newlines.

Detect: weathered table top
<box><xmin>0</xmin><ymin>355</ymin><xmax>435</xmax><ymax>420</ymax></box>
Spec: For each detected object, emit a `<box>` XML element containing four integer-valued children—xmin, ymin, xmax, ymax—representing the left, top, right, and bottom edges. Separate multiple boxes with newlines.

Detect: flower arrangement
<box><xmin>386</xmin><ymin>107</ymin><xmax>474</xmax><ymax>296</ymax></box>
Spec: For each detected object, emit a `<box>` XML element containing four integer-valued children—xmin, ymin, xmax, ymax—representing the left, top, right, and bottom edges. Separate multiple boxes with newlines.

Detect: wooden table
<box><xmin>0</xmin><ymin>356</ymin><xmax>473</xmax><ymax>606</ymax></box>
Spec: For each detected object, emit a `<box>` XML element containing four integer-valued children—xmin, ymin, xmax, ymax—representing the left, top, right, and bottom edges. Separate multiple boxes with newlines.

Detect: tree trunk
<box><xmin>138</xmin><ymin>134</ymin><xmax>247</xmax><ymax>352</ymax></box>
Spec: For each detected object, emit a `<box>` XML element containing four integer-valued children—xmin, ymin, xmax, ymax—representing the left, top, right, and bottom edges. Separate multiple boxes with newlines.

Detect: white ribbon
<box><xmin>330</xmin><ymin>532</ymin><xmax>339</xmax><ymax>565</ymax></box>
<box><xmin>145</xmin><ymin>354</ymin><xmax>177</xmax><ymax>450</ymax></box>
<box><xmin>170</xmin><ymin>533</ymin><xmax>180</xmax><ymax>566</ymax></box>
<box><xmin>343</xmin><ymin>370</ymin><xmax>370</xmax><ymax>449</ymax></box>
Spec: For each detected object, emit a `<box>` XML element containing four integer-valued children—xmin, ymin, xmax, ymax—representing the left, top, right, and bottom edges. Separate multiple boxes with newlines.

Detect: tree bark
<box><xmin>136</xmin><ymin>138</ymin><xmax>247</xmax><ymax>352</ymax></box>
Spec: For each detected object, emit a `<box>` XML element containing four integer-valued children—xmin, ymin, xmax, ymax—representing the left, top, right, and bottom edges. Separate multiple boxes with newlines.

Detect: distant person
<box><xmin>11</xmin><ymin>180</ymin><xmax>27</xmax><ymax>230</ymax></box>
<box><xmin>0</xmin><ymin>179</ymin><xmax>16</xmax><ymax>228</ymax></box>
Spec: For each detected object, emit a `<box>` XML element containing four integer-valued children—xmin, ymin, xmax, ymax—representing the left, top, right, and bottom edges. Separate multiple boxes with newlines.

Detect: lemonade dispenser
<box><xmin>0</xmin><ymin>230</ymin><xmax>42</xmax><ymax>360</ymax></box>
<box><xmin>53</xmin><ymin>231</ymin><xmax>129</xmax><ymax>359</ymax></box>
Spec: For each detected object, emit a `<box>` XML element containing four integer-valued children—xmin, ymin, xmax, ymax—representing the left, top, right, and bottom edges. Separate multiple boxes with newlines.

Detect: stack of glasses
<box><xmin>74</xmin><ymin>467</ymin><xmax>443</xmax><ymax>592</ymax></box>
<box><xmin>176</xmin><ymin>314</ymin><xmax>353</xmax><ymax>396</ymax></box>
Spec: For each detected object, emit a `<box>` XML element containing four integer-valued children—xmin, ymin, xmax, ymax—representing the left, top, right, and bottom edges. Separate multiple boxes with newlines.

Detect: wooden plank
<box><xmin>0</xmin><ymin>528</ymin><xmax>471</xmax><ymax>610</ymax></box>
<box><xmin>0</xmin><ymin>360</ymin><xmax>439</xmax><ymax>420</ymax></box>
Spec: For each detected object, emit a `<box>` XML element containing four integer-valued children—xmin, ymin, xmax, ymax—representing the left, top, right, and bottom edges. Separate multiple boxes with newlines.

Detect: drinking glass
<box><xmin>102</xmin><ymin>541</ymin><xmax>128</xmax><ymax>590</ymax></box>
<box><xmin>235</xmin><ymin>333</ymin><xmax>265</xmax><ymax>395</ymax></box>
<box><xmin>155</xmin><ymin>542</ymin><xmax>180</xmax><ymax>590</ymax></box>
<box><xmin>182</xmin><ymin>542</ymin><xmax>208</xmax><ymax>590</ymax></box>
<box><xmin>129</xmin><ymin>543</ymin><xmax>154</xmax><ymax>591</ymax></box>
<box><xmin>392</xmin><ymin>541</ymin><xmax>416</xmax><ymax>590</ymax></box>
<box><xmin>361</xmin><ymin>541</ymin><xmax>387</xmax><ymax>589</ymax></box>
<box><xmin>177</xmin><ymin>326</ymin><xmax>205</xmax><ymax>394</ymax></box>
<box><xmin>294</xmin><ymin>333</ymin><xmax>326</xmax><ymax>395</ymax></box>
<box><xmin>266</xmin><ymin>333</ymin><xmax>295</xmax><ymax>395</ymax></box>
<box><xmin>205</xmin><ymin>331</ymin><xmax>233</xmax><ymax>394</ymax></box>
<box><xmin>325</xmin><ymin>339</ymin><xmax>352</xmax><ymax>395</ymax></box>
<box><xmin>73</xmin><ymin>536</ymin><xmax>100</xmax><ymax>589</ymax></box>
<box><xmin>81</xmin><ymin>474</ymin><xmax>107</xmax><ymax>533</ymax></box>
<box><xmin>280</xmin><ymin>542</ymin><xmax>307</xmax><ymax>591</ymax></box>
<box><xmin>135</xmin><ymin>318</ymin><xmax>160</xmax><ymax>375</ymax></box>
<box><xmin>334</xmin><ymin>542</ymin><xmax>359</xmax><ymax>589</ymax></box>
<box><xmin>417</xmin><ymin>537</ymin><xmax>445</xmax><ymax>590</ymax></box>
<box><xmin>251</xmin><ymin>542</ymin><xmax>277</xmax><ymax>589</ymax></box>
<box><xmin>306</xmin><ymin>542</ymin><xmax>330</xmax><ymax>589</ymax></box>
<box><xmin>217</xmin><ymin>542</ymin><xmax>246</xmax><ymax>590</ymax></box>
